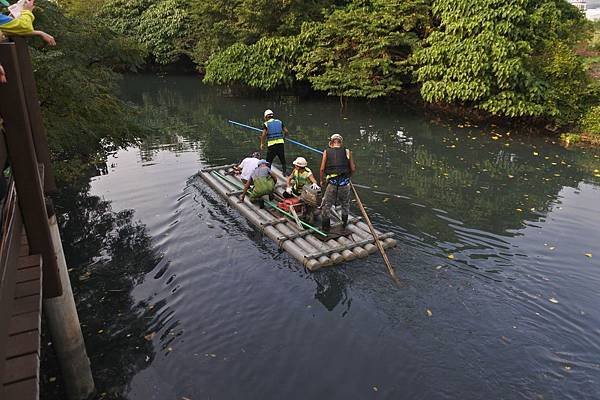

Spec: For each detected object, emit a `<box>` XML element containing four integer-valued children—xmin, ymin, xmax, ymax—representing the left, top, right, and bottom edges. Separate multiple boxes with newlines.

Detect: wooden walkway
<box><xmin>3</xmin><ymin>247</ymin><xmax>42</xmax><ymax>400</ymax></box>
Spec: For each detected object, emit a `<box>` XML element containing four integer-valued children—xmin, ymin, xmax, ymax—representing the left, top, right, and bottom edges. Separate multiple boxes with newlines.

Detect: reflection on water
<box><xmin>47</xmin><ymin>75</ymin><xmax>600</xmax><ymax>399</ymax></box>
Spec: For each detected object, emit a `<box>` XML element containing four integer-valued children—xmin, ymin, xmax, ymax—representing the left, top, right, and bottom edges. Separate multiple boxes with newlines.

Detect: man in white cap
<box><xmin>319</xmin><ymin>133</ymin><xmax>356</xmax><ymax>231</ymax></box>
<box><xmin>284</xmin><ymin>157</ymin><xmax>320</xmax><ymax>198</ymax></box>
<box><xmin>233</xmin><ymin>151</ymin><xmax>261</xmax><ymax>184</ymax></box>
<box><xmin>260</xmin><ymin>109</ymin><xmax>290</xmax><ymax>175</ymax></box>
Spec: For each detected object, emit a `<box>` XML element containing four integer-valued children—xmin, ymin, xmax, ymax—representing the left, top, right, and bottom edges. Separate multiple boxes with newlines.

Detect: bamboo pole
<box><xmin>350</xmin><ymin>183</ymin><xmax>400</xmax><ymax>285</ymax></box>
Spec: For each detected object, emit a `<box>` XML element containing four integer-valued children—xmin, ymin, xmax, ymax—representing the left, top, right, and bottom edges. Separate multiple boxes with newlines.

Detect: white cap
<box><xmin>293</xmin><ymin>157</ymin><xmax>308</xmax><ymax>167</ymax></box>
<box><xmin>330</xmin><ymin>133</ymin><xmax>343</xmax><ymax>142</ymax></box>
<box><xmin>264</xmin><ymin>109</ymin><xmax>274</xmax><ymax>118</ymax></box>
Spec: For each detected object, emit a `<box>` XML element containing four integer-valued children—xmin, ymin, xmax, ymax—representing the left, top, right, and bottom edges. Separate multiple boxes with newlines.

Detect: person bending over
<box><xmin>239</xmin><ymin>160</ymin><xmax>277</xmax><ymax>208</ymax></box>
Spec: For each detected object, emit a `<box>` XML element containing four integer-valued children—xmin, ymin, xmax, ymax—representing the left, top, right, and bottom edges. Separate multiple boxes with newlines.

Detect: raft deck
<box><xmin>199</xmin><ymin>164</ymin><xmax>397</xmax><ymax>271</ymax></box>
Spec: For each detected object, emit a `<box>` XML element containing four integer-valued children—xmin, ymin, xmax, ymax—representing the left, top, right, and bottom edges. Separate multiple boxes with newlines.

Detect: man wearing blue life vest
<box><xmin>260</xmin><ymin>109</ymin><xmax>290</xmax><ymax>175</ymax></box>
<box><xmin>319</xmin><ymin>133</ymin><xmax>356</xmax><ymax>232</ymax></box>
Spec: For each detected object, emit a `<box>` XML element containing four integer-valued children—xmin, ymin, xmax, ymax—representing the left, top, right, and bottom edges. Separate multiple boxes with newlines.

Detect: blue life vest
<box><xmin>265</xmin><ymin>119</ymin><xmax>284</xmax><ymax>144</ymax></box>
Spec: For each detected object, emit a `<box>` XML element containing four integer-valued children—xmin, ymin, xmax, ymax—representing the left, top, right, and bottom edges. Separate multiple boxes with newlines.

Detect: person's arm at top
<box><xmin>30</xmin><ymin>30</ymin><xmax>55</xmax><ymax>46</ymax></box>
<box><xmin>319</xmin><ymin>150</ymin><xmax>327</xmax><ymax>186</ymax></box>
<box><xmin>348</xmin><ymin>150</ymin><xmax>356</xmax><ymax>176</ymax></box>
<box><xmin>283</xmin><ymin>125</ymin><xmax>290</xmax><ymax>137</ymax></box>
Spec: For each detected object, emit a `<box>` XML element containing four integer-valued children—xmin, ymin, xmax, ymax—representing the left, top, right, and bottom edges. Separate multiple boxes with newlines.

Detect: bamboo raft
<box><xmin>199</xmin><ymin>164</ymin><xmax>397</xmax><ymax>271</ymax></box>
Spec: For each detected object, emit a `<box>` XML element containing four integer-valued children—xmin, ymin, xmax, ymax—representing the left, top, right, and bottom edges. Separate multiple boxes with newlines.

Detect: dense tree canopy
<box><xmin>30</xmin><ymin>0</ymin><xmax>147</xmax><ymax>182</ymax></box>
<box><xmin>414</xmin><ymin>0</ymin><xmax>589</xmax><ymax>123</ymax></box>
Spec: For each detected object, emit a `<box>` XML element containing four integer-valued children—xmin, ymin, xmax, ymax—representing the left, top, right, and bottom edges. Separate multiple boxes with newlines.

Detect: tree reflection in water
<box><xmin>42</xmin><ymin>183</ymin><xmax>162</xmax><ymax>399</ymax></box>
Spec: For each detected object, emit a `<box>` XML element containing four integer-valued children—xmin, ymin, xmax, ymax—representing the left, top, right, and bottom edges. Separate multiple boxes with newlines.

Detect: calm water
<box><xmin>53</xmin><ymin>75</ymin><xmax>600</xmax><ymax>400</ymax></box>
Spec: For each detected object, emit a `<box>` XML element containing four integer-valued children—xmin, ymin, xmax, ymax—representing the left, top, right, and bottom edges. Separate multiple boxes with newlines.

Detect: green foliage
<box><xmin>188</xmin><ymin>0</ymin><xmax>338</xmax><ymax>67</ymax></box>
<box><xmin>101</xmin><ymin>0</ymin><xmax>190</xmax><ymax>64</ymax></box>
<box><xmin>296</xmin><ymin>0</ymin><xmax>431</xmax><ymax>98</ymax></box>
<box><xmin>581</xmin><ymin>105</ymin><xmax>600</xmax><ymax>136</ymax></box>
<box><xmin>203</xmin><ymin>36</ymin><xmax>302</xmax><ymax>90</ymax></box>
<box><xmin>32</xmin><ymin>0</ymin><xmax>147</xmax><ymax>183</ymax></box>
<box><xmin>414</xmin><ymin>0</ymin><xmax>589</xmax><ymax>122</ymax></box>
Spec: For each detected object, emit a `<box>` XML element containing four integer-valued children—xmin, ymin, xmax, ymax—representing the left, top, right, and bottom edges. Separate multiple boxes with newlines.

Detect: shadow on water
<box><xmin>41</xmin><ymin>183</ymin><xmax>162</xmax><ymax>400</ymax></box>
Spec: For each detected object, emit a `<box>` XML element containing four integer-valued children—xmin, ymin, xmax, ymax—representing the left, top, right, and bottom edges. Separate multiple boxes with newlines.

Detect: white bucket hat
<box><xmin>293</xmin><ymin>157</ymin><xmax>308</xmax><ymax>167</ymax></box>
<box><xmin>330</xmin><ymin>133</ymin><xmax>343</xmax><ymax>142</ymax></box>
<box><xmin>264</xmin><ymin>109</ymin><xmax>274</xmax><ymax>118</ymax></box>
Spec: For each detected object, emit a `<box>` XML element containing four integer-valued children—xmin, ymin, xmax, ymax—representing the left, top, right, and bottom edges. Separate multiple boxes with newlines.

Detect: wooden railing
<box><xmin>0</xmin><ymin>37</ymin><xmax>62</xmax><ymax>399</ymax></box>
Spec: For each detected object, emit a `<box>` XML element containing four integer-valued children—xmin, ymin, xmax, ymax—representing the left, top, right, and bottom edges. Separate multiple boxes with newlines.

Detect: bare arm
<box><xmin>239</xmin><ymin>178</ymin><xmax>253</xmax><ymax>202</ymax></box>
<box><xmin>260</xmin><ymin>128</ymin><xmax>267</xmax><ymax>151</ymax></box>
<box><xmin>283</xmin><ymin>126</ymin><xmax>290</xmax><ymax>137</ymax></box>
<box><xmin>348</xmin><ymin>150</ymin><xmax>356</xmax><ymax>176</ymax></box>
<box><xmin>319</xmin><ymin>150</ymin><xmax>327</xmax><ymax>186</ymax></box>
<box><xmin>31</xmin><ymin>30</ymin><xmax>56</xmax><ymax>46</ymax></box>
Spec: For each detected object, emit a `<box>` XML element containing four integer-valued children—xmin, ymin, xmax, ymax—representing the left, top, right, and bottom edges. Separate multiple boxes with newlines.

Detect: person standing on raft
<box><xmin>239</xmin><ymin>160</ymin><xmax>277</xmax><ymax>208</ymax></box>
<box><xmin>260</xmin><ymin>109</ymin><xmax>290</xmax><ymax>175</ymax></box>
<box><xmin>283</xmin><ymin>157</ymin><xmax>320</xmax><ymax>198</ymax></box>
<box><xmin>319</xmin><ymin>134</ymin><xmax>356</xmax><ymax>231</ymax></box>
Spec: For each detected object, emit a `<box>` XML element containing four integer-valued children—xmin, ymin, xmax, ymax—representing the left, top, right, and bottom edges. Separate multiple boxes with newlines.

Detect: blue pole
<box><xmin>227</xmin><ymin>120</ymin><xmax>324</xmax><ymax>155</ymax></box>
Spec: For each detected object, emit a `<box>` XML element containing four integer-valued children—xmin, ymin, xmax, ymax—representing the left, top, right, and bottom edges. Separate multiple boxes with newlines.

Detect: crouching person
<box><xmin>239</xmin><ymin>160</ymin><xmax>277</xmax><ymax>208</ymax></box>
<box><xmin>284</xmin><ymin>157</ymin><xmax>320</xmax><ymax>198</ymax></box>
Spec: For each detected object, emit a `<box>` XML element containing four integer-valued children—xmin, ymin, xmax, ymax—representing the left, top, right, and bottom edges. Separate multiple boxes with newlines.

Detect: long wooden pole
<box><xmin>350</xmin><ymin>183</ymin><xmax>400</xmax><ymax>285</ymax></box>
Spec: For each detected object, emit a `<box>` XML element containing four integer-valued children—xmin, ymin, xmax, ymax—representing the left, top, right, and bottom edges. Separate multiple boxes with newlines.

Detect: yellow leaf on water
<box><xmin>144</xmin><ymin>332</ymin><xmax>156</xmax><ymax>341</ymax></box>
<box><xmin>383</xmin><ymin>198</ymin><xmax>390</xmax><ymax>203</ymax></box>
<box><xmin>491</xmin><ymin>136</ymin><xmax>499</xmax><ymax>140</ymax></box>
<box><xmin>508</xmin><ymin>175</ymin><xmax>514</xmax><ymax>178</ymax></box>
<box><xmin>426</xmin><ymin>309</ymin><xmax>433</xmax><ymax>317</ymax></box>
<box><xmin>533</xmin><ymin>152</ymin><xmax>539</xmax><ymax>156</ymax></box>
<box><xmin>549</xmin><ymin>298</ymin><xmax>559</xmax><ymax>304</ymax></box>
<box><xmin>549</xmin><ymin>247</ymin><xmax>555</xmax><ymax>251</ymax></box>
<box><xmin>515</xmin><ymin>208</ymin><xmax>523</xmax><ymax>212</ymax></box>
<box><xmin>373</xmin><ymin>386</ymin><xmax>379</xmax><ymax>392</ymax></box>
<box><xmin>447</xmin><ymin>254</ymin><xmax>455</xmax><ymax>260</ymax></box>
<box><xmin>585</xmin><ymin>253</ymin><xmax>593</xmax><ymax>258</ymax></box>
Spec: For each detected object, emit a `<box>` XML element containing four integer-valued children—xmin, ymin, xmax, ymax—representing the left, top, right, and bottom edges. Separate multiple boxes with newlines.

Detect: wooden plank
<box><xmin>14</xmin><ymin>279</ymin><xmax>40</xmax><ymax>299</ymax></box>
<box><xmin>4</xmin><ymin>378</ymin><xmax>38</xmax><ymax>400</ymax></box>
<box><xmin>6</xmin><ymin>330</ymin><xmax>39</xmax><ymax>359</ymax></box>
<box><xmin>19</xmin><ymin>243</ymin><xmax>29</xmax><ymax>257</ymax></box>
<box><xmin>0</xmin><ymin>42</ymin><xmax>62</xmax><ymax>298</ymax></box>
<box><xmin>8</xmin><ymin>312</ymin><xmax>40</xmax><ymax>335</ymax></box>
<box><xmin>3</xmin><ymin>353</ymin><xmax>38</xmax><ymax>384</ymax></box>
<box><xmin>17</xmin><ymin>255</ymin><xmax>40</xmax><ymax>270</ymax></box>
<box><xmin>11</xmin><ymin>294</ymin><xmax>40</xmax><ymax>316</ymax></box>
<box><xmin>15</xmin><ymin>266</ymin><xmax>40</xmax><ymax>284</ymax></box>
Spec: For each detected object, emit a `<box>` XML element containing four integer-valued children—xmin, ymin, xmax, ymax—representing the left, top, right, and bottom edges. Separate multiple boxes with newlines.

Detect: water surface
<box><xmin>58</xmin><ymin>75</ymin><xmax>600</xmax><ymax>400</ymax></box>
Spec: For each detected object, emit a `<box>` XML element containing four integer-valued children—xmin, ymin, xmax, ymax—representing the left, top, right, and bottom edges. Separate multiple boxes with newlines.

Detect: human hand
<box><xmin>40</xmin><ymin>32</ymin><xmax>56</xmax><ymax>46</ymax></box>
<box><xmin>285</xmin><ymin>187</ymin><xmax>292</xmax><ymax>194</ymax></box>
<box><xmin>310</xmin><ymin>183</ymin><xmax>320</xmax><ymax>191</ymax></box>
<box><xmin>238</xmin><ymin>195</ymin><xmax>245</xmax><ymax>203</ymax></box>
<box><xmin>0</xmin><ymin>65</ymin><xmax>6</xmax><ymax>84</ymax></box>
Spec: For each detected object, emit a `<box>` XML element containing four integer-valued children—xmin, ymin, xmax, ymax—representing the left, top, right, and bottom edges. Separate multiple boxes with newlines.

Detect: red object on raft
<box><xmin>277</xmin><ymin>198</ymin><xmax>304</xmax><ymax>213</ymax></box>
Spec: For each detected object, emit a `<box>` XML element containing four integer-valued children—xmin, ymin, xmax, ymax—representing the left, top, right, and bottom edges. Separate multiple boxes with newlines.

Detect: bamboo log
<box><xmin>200</xmin><ymin>172</ymin><xmax>321</xmax><ymax>270</ymax></box>
<box><xmin>213</xmin><ymin>170</ymin><xmax>332</xmax><ymax>269</ymax></box>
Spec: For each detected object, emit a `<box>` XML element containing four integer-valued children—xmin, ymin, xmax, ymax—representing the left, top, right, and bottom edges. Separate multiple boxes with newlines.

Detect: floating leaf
<box><xmin>533</xmin><ymin>152</ymin><xmax>539</xmax><ymax>156</ymax></box>
<box><xmin>383</xmin><ymin>197</ymin><xmax>389</xmax><ymax>203</ymax></box>
<box><xmin>144</xmin><ymin>332</ymin><xmax>156</xmax><ymax>341</ymax></box>
<box><xmin>585</xmin><ymin>253</ymin><xmax>592</xmax><ymax>258</ymax></box>
<box><xmin>447</xmin><ymin>254</ymin><xmax>455</xmax><ymax>260</ymax></box>
<box><xmin>549</xmin><ymin>298</ymin><xmax>559</xmax><ymax>304</ymax></box>
<box><xmin>426</xmin><ymin>309</ymin><xmax>433</xmax><ymax>317</ymax></box>
<box><xmin>549</xmin><ymin>247</ymin><xmax>555</xmax><ymax>251</ymax></box>
<box><xmin>373</xmin><ymin>386</ymin><xmax>379</xmax><ymax>392</ymax></box>
<box><xmin>515</xmin><ymin>208</ymin><xmax>523</xmax><ymax>212</ymax></box>
<box><xmin>435</xmin><ymin>265</ymin><xmax>443</xmax><ymax>270</ymax></box>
